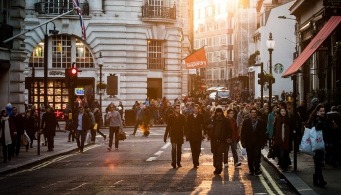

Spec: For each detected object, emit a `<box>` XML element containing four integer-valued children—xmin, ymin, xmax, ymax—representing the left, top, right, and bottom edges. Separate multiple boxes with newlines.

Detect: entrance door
<box><xmin>147</xmin><ymin>78</ymin><xmax>162</xmax><ymax>100</ymax></box>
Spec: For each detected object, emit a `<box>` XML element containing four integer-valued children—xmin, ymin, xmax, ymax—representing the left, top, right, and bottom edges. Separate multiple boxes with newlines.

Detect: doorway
<box><xmin>147</xmin><ymin>78</ymin><xmax>162</xmax><ymax>100</ymax></box>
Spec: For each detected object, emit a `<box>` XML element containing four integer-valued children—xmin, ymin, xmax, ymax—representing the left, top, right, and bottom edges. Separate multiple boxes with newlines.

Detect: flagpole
<box><xmin>3</xmin><ymin>9</ymin><xmax>75</xmax><ymax>43</ymax></box>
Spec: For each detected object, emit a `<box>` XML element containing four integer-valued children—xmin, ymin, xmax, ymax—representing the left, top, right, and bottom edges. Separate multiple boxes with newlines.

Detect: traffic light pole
<box><xmin>260</xmin><ymin>63</ymin><xmax>264</xmax><ymax>107</ymax></box>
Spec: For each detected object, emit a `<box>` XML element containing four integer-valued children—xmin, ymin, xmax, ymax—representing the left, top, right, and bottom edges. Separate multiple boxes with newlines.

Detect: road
<box><xmin>0</xmin><ymin>127</ymin><xmax>298</xmax><ymax>194</ymax></box>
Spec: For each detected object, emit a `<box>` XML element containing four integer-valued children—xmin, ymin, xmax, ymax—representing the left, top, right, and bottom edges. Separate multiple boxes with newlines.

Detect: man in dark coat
<box><xmin>73</xmin><ymin>106</ymin><xmax>91</xmax><ymax>153</ymax></box>
<box><xmin>164</xmin><ymin>104</ymin><xmax>186</xmax><ymax>168</ymax></box>
<box><xmin>241</xmin><ymin>107</ymin><xmax>267</xmax><ymax>176</ymax></box>
<box><xmin>186</xmin><ymin>104</ymin><xmax>205</xmax><ymax>168</ymax></box>
<box><xmin>41</xmin><ymin>107</ymin><xmax>57</xmax><ymax>151</ymax></box>
<box><xmin>209</xmin><ymin>108</ymin><xmax>232</xmax><ymax>175</ymax></box>
<box><xmin>12</xmin><ymin>107</ymin><xmax>25</xmax><ymax>156</ymax></box>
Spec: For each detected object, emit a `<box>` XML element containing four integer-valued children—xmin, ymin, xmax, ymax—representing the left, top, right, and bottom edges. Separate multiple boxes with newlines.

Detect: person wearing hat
<box><xmin>209</xmin><ymin>107</ymin><xmax>232</xmax><ymax>175</ymax></box>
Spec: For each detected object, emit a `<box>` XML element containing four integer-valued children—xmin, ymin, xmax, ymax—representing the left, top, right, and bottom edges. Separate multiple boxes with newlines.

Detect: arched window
<box><xmin>29</xmin><ymin>35</ymin><xmax>94</xmax><ymax>68</ymax></box>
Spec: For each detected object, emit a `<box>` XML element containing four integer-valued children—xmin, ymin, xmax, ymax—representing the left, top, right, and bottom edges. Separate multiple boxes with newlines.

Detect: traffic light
<box><xmin>258</xmin><ymin>72</ymin><xmax>264</xmax><ymax>85</ymax></box>
<box><xmin>69</xmin><ymin>67</ymin><xmax>78</xmax><ymax>90</ymax></box>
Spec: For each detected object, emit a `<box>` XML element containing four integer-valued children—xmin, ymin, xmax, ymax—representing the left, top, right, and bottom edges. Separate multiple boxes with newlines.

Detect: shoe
<box><xmin>255</xmin><ymin>170</ymin><xmax>262</xmax><ymax>176</ymax></box>
<box><xmin>107</xmin><ymin>147</ymin><xmax>111</xmax><ymax>151</ymax></box>
<box><xmin>115</xmin><ymin>147</ymin><xmax>118</xmax><ymax>150</ymax></box>
<box><xmin>193</xmin><ymin>165</ymin><xmax>198</xmax><ymax>169</ymax></box>
<box><xmin>177</xmin><ymin>163</ymin><xmax>182</xmax><ymax>167</ymax></box>
<box><xmin>171</xmin><ymin>162</ymin><xmax>176</xmax><ymax>169</ymax></box>
<box><xmin>80</xmin><ymin>149</ymin><xmax>83</xmax><ymax>153</ymax></box>
<box><xmin>104</xmin><ymin>135</ymin><xmax>107</xmax><ymax>141</ymax></box>
<box><xmin>130</xmin><ymin>133</ymin><xmax>135</xmax><ymax>136</ymax></box>
<box><xmin>68</xmin><ymin>140</ymin><xmax>71</xmax><ymax>142</ymax></box>
<box><xmin>224</xmin><ymin>163</ymin><xmax>228</xmax><ymax>168</ymax></box>
<box><xmin>234</xmin><ymin>162</ymin><xmax>241</xmax><ymax>167</ymax></box>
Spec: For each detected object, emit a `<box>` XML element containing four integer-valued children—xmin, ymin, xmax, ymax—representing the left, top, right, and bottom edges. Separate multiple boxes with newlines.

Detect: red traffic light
<box><xmin>70</xmin><ymin>68</ymin><xmax>78</xmax><ymax>75</ymax></box>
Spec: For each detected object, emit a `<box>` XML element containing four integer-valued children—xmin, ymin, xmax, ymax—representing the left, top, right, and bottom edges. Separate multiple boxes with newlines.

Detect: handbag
<box><xmin>93</xmin><ymin>123</ymin><xmax>98</xmax><ymax>131</ymax></box>
<box><xmin>310</xmin><ymin>127</ymin><xmax>325</xmax><ymax>151</ymax></box>
<box><xmin>299</xmin><ymin>127</ymin><xmax>314</xmax><ymax>155</ymax></box>
<box><xmin>118</xmin><ymin>130</ymin><xmax>126</xmax><ymax>141</ymax></box>
<box><xmin>86</xmin><ymin>131</ymin><xmax>92</xmax><ymax>144</ymax></box>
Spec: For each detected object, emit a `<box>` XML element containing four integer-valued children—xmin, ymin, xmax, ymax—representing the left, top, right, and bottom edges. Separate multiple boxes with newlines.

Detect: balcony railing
<box><xmin>0</xmin><ymin>23</ymin><xmax>13</xmax><ymax>49</ymax></box>
<box><xmin>147</xmin><ymin>57</ymin><xmax>165</xmax><ymax>70</ymax></box>
<box><xmin>34</xmin><ymin>1</ymin><xmax>89</xmax><ymax>16</ymax></box>
<box><xmin>142</xmin><ymin>4</ymin><xmax>176</xmax><ymax>20</ymax></box>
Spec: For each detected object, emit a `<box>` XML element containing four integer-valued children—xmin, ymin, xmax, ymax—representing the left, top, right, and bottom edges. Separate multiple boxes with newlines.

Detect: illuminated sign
<box><xmin>75</xmin><ymin>88</ymin><xmax>85</xmax><ymax>96</ymax></box>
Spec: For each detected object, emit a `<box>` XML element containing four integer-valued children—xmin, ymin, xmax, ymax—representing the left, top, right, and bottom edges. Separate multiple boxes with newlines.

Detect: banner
<box><xmin>184</xmin><ymin>47</ymin><xmax>208</xmax><ymax>69</ymax></box>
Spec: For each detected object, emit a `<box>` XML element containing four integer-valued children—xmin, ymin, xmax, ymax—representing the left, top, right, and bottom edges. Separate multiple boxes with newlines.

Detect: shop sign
<box><xmin>75</xmin><ymin>88</ymin><xmax>85</xmax><ymax>96</ymax></box>
<box><xmin>49</xmin><ymin>70</ymin><xmax>65</xmax><ymax>76</ymax></box>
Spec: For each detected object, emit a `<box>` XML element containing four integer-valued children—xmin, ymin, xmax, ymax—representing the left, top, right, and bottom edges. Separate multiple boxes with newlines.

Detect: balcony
<box><xmin>141</xmin><ymin>3</ymin><xmax>176</xmax><ymax>23</ymax></box>
<box><xmin>0</xmin><ymin>23</ymin><xmax>13</xmax><ymax>49</ymax></box>
<box><xmin>34</xmin><ymin>1</ymin><xmax>89</xmax><ymax>16</ymax></box>
<box><xmin>147</xmin><ymin>57</ymin><xmax>165</xmax><ymax>70</ymax></box>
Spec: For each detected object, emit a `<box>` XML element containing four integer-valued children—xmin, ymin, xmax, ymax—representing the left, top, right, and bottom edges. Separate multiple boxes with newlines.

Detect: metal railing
<box><xmin>141</xmin><ymin>4</ymin><xmax>176</xmax><ymax>20</ymax></box>
<box><xmin>34</xmin><ymin>1</ymin><xmax>89</xmax><ymax>16</ymax></box>
<box><xmin>0</xmin><ymin>23</ymin><xmax>13</xmax><ymax>49</ymax></box>
<box><xmin>147</xmin><ymin>57</ymin><xmax>165</xmax><ymax>70</ymax></box>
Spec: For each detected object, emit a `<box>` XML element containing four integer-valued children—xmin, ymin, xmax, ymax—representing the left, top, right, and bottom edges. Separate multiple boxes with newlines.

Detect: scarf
<box><xmin>1</xmin><ymin>116</ymin><xmax>12</xmax><ymax>146</ymax></box>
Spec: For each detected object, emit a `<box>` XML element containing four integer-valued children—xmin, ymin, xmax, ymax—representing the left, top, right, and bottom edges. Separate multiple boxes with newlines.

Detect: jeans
<box><xmin>109</xmin><ymin>126</ymin><xmax>119</xmax><ymax>149</ymax></box>
<box><xmin>224</xmin><ymin>142</ymin><xmax>239</xmax><ymax>164</ymax></box>
<box><xmin>171</xmin><ymin>143</ymin><xmax>182</xmax><ymax>164</ymax></box>
<box><xmin>75</xmin><ymin>130</ymin><xmax>87</xmax><ymax>151</ymax></box>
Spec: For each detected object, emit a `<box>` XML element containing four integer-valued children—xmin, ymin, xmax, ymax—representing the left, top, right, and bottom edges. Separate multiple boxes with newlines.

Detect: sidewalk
<box><xmin>0</xmin><ymin>130</ymin><xmax>84</xmax><ymax>174</ymax></box>
<box><xmin>261</xmin><ymin>146</ymin><xmax>341</xmax><ymax>195</ymax></box>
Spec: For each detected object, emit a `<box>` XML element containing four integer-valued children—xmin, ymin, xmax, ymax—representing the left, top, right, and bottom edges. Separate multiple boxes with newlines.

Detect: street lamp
<box><xmin>98</xmin><ymin>52</ymin><xmax>104</xmax><ymax>113</ymax></box>
<box><xmin>266</xmin><ymin>32</ymin><xmax>275</xmax><ymax>109</ymax></box>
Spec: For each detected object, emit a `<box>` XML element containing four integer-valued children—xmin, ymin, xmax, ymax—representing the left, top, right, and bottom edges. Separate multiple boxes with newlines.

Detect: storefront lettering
<box><xmin>49</xmin><ymin>71</ymin><xmax>65</xmax><ymax>76</ymax></box>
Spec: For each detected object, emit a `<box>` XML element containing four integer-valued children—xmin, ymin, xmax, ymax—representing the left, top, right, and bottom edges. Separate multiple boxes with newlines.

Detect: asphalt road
<box><xmin>0</xmin><ymin>127</ymin><xmax>298</xmax><ymax>194</ymax></box>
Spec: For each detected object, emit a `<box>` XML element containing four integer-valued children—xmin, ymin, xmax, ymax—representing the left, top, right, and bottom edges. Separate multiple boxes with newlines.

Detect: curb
<box><xmin>0</xmin><ymin>143</ymin><xmax>94</xmax><ymax>175</ymax></box>
<box><xmin>261</xmin><ymin>149</ymin><xmax>318</xmax><ymax>195</ymax></box>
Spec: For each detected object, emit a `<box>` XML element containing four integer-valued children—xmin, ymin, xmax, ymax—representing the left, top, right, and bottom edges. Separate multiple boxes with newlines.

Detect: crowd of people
<box><xmin>1</xmin><ymin>94</ymin><xmax>341</xmax><ymax>189</ymax></box>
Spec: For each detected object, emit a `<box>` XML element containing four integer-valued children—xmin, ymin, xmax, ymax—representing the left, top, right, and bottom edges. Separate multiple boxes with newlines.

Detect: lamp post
<box><xmin>98</xmin><ymin>52</ymin><xmax>104</xmax><ymax>113</ymax></box>
<box><xmin>266</xmin><ymin>32</ymin><xmax>275</xmax><ymax>110</ymax></box>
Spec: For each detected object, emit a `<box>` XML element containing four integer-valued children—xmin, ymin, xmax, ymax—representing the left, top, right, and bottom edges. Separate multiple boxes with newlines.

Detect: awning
<box><xmin>282</xmin><ymin>16</ymin><xmax>341</xmax><ymax>77</ymax></box>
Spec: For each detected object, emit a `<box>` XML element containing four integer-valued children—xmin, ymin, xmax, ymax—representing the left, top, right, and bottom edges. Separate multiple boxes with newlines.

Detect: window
<box><xmin>29</xmin><ymin>35</ymin><xmax>94</xmax><ymax>69</ymax></box>
<box><xmin>147</xmin><ymin>39</ymin><xmax>164</xmax><ymax>70</ymax></box>
<box><xmin>221</xmin><ymin>35</ymin><xmax>227</xmax><ymax>45</ymax></box>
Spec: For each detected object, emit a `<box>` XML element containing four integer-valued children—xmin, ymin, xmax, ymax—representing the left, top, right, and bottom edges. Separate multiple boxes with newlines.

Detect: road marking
<box><xmin>110</xmin><ymin>180</ymin><xmax>124</xmax><ymax>187</ymax></box>
<box><xmin>69</xmin><ymin>183</ymin><xmax>87</xmax><ymax>191</ymax></box>
<box><xmin>259</xmin><ymin>175</ymin><xmax>276</xmax><ymax>195</ymax></box>
<box><xmin>261</xmin><ymin>165</ymin><xmax>285</xmax><ymax>195</ymax></box>
<box><xmin>41</xmin><ymin>181</ymin><xmax>63</xmax><ymax>189</ymax></box>
<box><xmin>146</xmin><ymin>142</ymin><xmax>171</xmax><ymax>162</ymax></box>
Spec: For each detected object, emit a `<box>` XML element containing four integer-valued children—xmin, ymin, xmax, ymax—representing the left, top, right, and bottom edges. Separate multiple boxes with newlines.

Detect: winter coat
<box><xmin>241</xmin><ymin>118</ymin><xmax>267</xmax><ymax>149</ymax></box>
<box><xmin>209</xmin><ymin>115</ymin><xmax>232</xmax><ymax>143</ymax></box>
<box><xmin>186</xmin><ymin>113</ymin><xmax>205</xmax><ymax>142</ymax></box>
<box><xmin>273</xmin><ymin>116</ymin><xmax>292</xmax><ymax>151</ymax></box>
<box><xmin>164</xmin><ymin>113</ymin><xmax>186</xmax><ymax>144</ymax></box>
<box><xmin>227</xmin><ymin>117</ymin><xmax>239</xmax><ymax>142</ymax></box>
<box><xmin>41</xmin><ymin>112</ymin><xmax>57</xmax><ymax>136</ymax></box>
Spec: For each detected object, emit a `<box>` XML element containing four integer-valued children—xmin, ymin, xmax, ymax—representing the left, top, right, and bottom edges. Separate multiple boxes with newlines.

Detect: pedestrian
<box><xmin>131</xmin><ymin>103</ymin><xmax>143</xmax><ymax>136</ymax></box>
<box><xmin>106</xmin><ymin>104</ymin><xmax>123</xmax><ymax>151</ymax></box>
<box><xmin>164</xmin><ymin>104</ymin><xmax>186</xmax><ymax>168</ymax></box>
<box><xmin>326</xmin><ymin>106</ymin><xmax>341</xmax><ymax>166</ymax></box>
<box><xmin>12</xmin><ymin>107</ymin><xmax>25</xmax><ymax>157</ymax></box>
<box><xmin>208</xmin><ymin>108</ymin><xmax>232</xmax><ymax>174</ymax></box>
<box><xmin>272</xmin><ymin>108</ymin><xmax>292</xmax><ymax>172</ymax></box>
<box><xmin>41</xmin><ymin>107</ymin><xmax>57</xmax><ymax>152</ymax></box>
<box><xmin>93</xmin><ymin>108</ymin><xmax>106</xmax><ymax>141</ymax></box>
<box><xmin>24</xmin><ymin>109</ymin><xmax>37</xmax><ymax>149</ymax></box>
<box><xmin>307</xmin><ymin>103</ymin><xmax>328</xmax><ymax>187</ymax></box>
<box><xmin>225</xmin><ymin>109</ymin><xmax>242</xmax><ymax>167</ymax></box>
<box><xmin>0</xmin><ymin>109</ymin><xmax>16</xmax><ymax>162</ymax></box>
<box><xmin>117</xmin><ymin>101</ymin><xmax>125</xmax><ymax>127</ymax></box>
<box><xmin>73</xmin><ymin>105</ymin><xmax>91</xmax><ymax>153</ymax></box>
<box><xmin>186</xmin><ymin>104</ymin><xmax>205</xmax><ymax>168</ymax></box>
<box><xmin>241</xmin><ymin>107</ymin><xmax>267</xmax><ymax>176</ymax></box>
<box><xmin>64</xmin><ymin>104</ymin><xmax>74</xmax><ymax>142</ymax></box>
<box><xmin>85</xmin><ymin>107</ymin><xmax>96</xmax><ymax>143</ymax></box>
<box><xmin>266</xmin><ymin>105</ymin><xmax>278</xmax><ymax>147</ymax></box>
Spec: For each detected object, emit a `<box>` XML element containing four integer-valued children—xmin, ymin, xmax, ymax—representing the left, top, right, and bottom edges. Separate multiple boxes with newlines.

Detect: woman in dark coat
<box><xmin>273</xmin><ymin>108</ymin><xmax>292</xmax><ymax>172</ymax></box>
<box><xmin>24</xmin><ymin>109</ymin><xmax>37</xmax><ymax>149</ymax></box>
<box><xmin>41</xmin><ymin>107</ymin><xmax>57</xmax><ymax>152</ymax></box>
<box><xmin>0</xmin><ymin>109</ymin><xmax>16</xmax><ymax>162</ymax></box>
<box><xmin>307</xmin><ymin>103</ymin><xmax>328</xmax><ymax>187</ymax></box>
